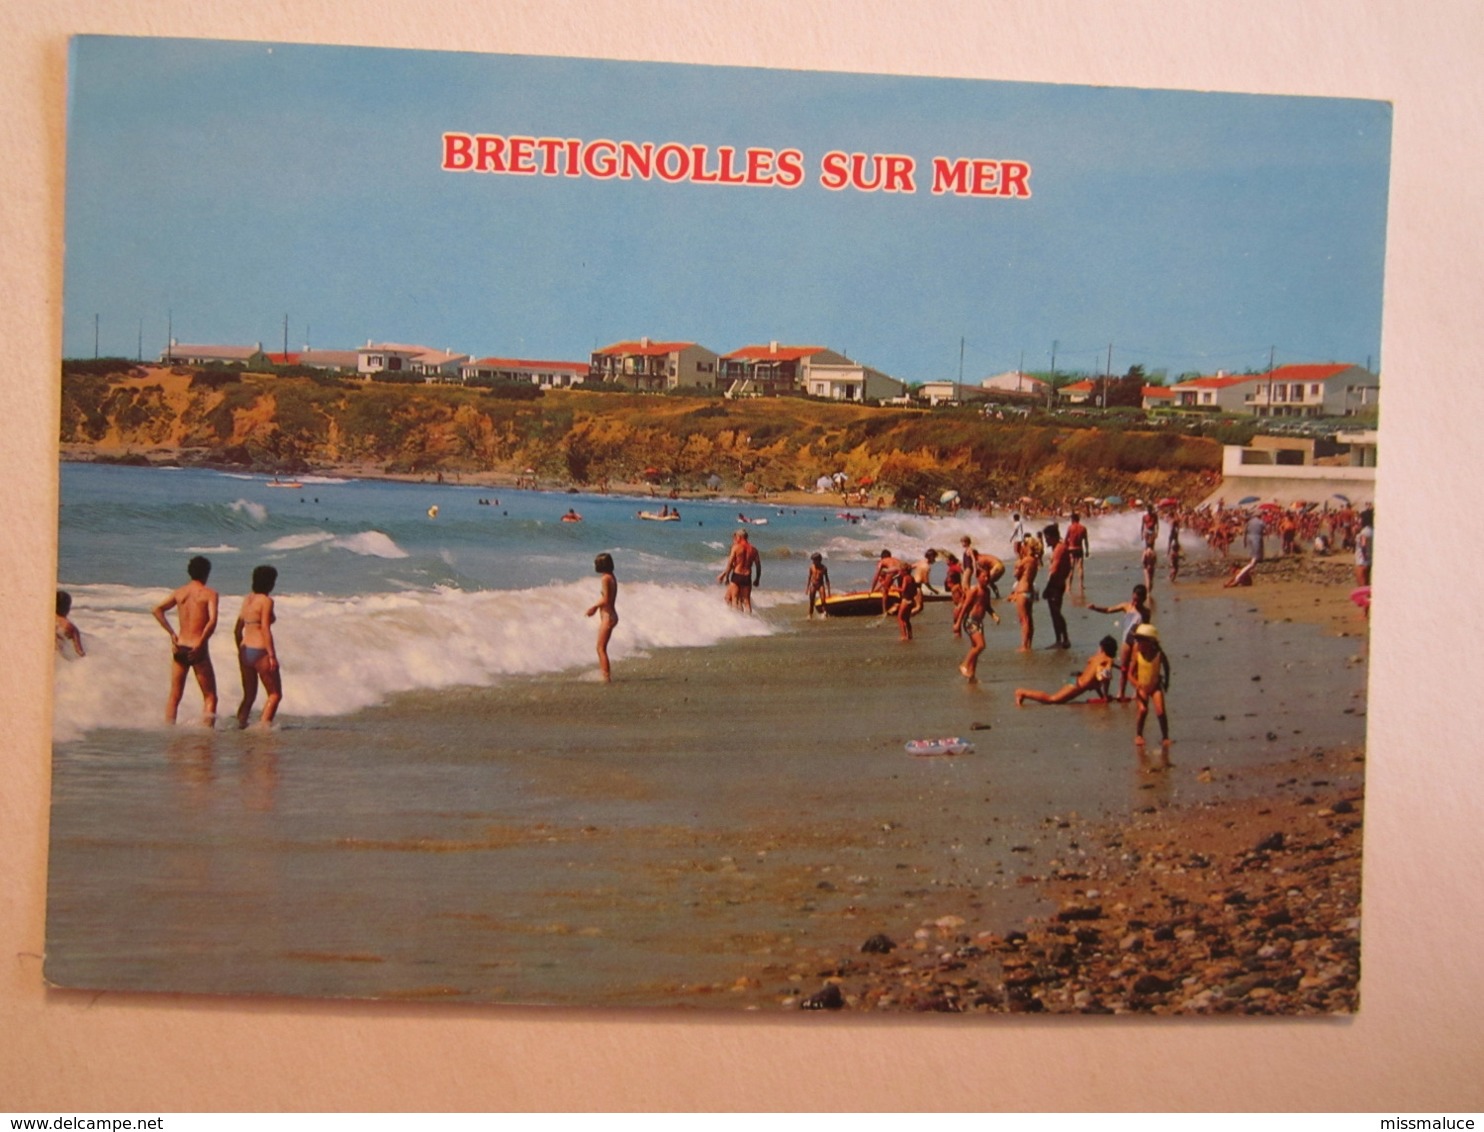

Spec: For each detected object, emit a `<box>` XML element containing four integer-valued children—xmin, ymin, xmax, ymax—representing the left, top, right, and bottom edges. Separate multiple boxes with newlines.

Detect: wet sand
<box><xmin>45</xmin><ymin>559</ymin><xmax>1368</xmax><ymax>1012</ymax></box>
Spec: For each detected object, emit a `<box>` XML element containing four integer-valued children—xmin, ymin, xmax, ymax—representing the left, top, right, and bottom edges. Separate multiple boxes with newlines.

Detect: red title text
<box><xmin>441</xmin><ymin>134</ymin><xmax>1032</xmax><ymax>198</ymax></box>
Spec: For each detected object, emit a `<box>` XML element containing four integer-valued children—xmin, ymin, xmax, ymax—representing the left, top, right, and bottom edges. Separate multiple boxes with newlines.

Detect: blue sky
<box><xmin>63</xmin><ymin>36</ymin><xmax>1391</xmax><ymax>382</ymax></box>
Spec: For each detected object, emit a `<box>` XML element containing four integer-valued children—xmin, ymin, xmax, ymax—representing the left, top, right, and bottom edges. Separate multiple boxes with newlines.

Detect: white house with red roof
<box><xmin>1170</xmin><ymin>364</ymin><xmax>1378</xmax><ymax>417</ymax></box>
<box><xmin>721</xmin><ymin>342</ymin><xmax>836</xmax><ymax>396</ymax></box>
<box><xmin>1057</xmin><ymin>378</ymin><xmax>1098</xmax><ymax>405</ymax></box>
<box><xmin>462</xmin><ymin>357</ymin><xmax>590</xmax><ymax>388</ymax></box>
<box><xmin>589</xmin><ymin>338</ymin><xmax>720</xmax><ymax>391</ymax></box>
<box><xmin>1242</xmin><ymin>363</ymin><xmax>1378</xmax><ymax>418</ymax></box>
<box><xmin>1167</xmin><ymin>372</ymin><xmax>1266</xmax><ymax>412</ymax></box>
<box><xmin>719</xmin><ymin>342</ymin><xmax>904</xmax><ymax>401</ymax></box>
<box><xmin>1141</xmin><ymin>384</ymin><xmax>1176</xmax><ymax>411</ymax></box>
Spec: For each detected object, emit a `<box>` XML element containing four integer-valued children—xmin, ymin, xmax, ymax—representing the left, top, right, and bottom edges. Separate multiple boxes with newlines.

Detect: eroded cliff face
<box><xmin>59</xmin><ymin>364</ymin><xmax>1222</xmax><ymax>505</ymax></box>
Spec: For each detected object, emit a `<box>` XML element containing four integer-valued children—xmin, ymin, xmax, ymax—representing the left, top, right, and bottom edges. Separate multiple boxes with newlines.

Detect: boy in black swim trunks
<box><xmin>152</xmin><ymin>555</ymin><xmax>220</xmax><ymax>725</ymax></box>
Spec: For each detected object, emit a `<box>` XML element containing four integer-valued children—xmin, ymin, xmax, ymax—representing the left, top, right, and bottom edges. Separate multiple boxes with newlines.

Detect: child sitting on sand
<box><xmin>1015</xmin><ymin>636</ymin><xmax>1119</xmax><ymax>706</ymax></box>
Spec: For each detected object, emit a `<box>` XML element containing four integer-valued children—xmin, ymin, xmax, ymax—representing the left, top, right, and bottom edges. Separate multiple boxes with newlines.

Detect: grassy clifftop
<box><xmin>59</xmin><ymin>363</ymin><xmax>1222</xmax><ymax>506</ymax></box>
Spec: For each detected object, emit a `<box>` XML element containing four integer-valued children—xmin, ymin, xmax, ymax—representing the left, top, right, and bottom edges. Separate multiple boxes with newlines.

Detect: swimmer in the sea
<box><xmin>55</xmin><ymin>590</ymin><xmax>85</xmax><ymax>658</ymax></box>
<box><xmin>152</xmin><ymin>555</ymin><xmax>219</xmax><ymax>725</ymax></box>
<box><xmin>586</xmin><ymin>552</ymin><xmax>619</xmax><ymax>683</ymax></box>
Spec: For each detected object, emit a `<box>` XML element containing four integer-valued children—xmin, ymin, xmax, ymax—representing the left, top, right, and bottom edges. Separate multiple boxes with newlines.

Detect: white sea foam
<box><xmin>181</xmin><ymin>544</ymin><xmax>240</xmax><ymax>554</ymax></box>
<box><xmin>814</xmin><ymin>507</ymin><xmax>1150</xmax><ymax>557</ymax></box>
<box><xmin>51</xmin><ymin>580</ymin><xmax>777</xmax><ymax>741</ymax></box>
<box><xmin>228</xmin><ymin>499</ymin><xmax>269</xmax><ymax>523</ymax></box>
<box><xmin>330</xmin><ymin>531</ymin><xmax>408</xmax><ymax>559</ymax></box>
<box><xmin>264</xmin><ymin>531</ymin><xmax>336</xmax><ymax>551</ymax></box>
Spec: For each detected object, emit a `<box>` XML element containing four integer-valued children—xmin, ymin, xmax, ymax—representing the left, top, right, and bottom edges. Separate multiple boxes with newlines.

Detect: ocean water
<box><xmin>47</xmin><ymin>463</ymin><xmax>1368</xmax><ymax>1007</ymax></box>
<box><xmin>53</xmin><ymin>462</ymin><xmax>1162</xmax><ymax>740</ymax></box>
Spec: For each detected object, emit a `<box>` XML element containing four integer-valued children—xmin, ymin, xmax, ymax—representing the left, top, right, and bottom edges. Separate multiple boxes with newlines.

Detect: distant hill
<box><xmin>59</xmin><ymin>363</ymin><xmax>1222</xmax><ymax>506</ymax></box>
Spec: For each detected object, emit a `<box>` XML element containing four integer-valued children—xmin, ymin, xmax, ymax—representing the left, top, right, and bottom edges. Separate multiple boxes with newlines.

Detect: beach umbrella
<box><xmin>940</xmin><ymin>489</ymin><xmax>960</xmax><ymax>504</ymax></box>
<box><xmin>1237</xmin><ymin>494</ymin><xmax>1261</xmax><ymax>506</ymax></box>
<box><xmin>707</xmin><ymin>473</ymin><xmax>722</xmax><ymax>489</ymax></box>
<box><xmin>858</xmin><ymin>475</ymin><xmax>875</xmax><ymax>487</ymax></box>
<box><xmin>1157</xmin><ymin>496</ymin><xmax>1179</xmax><ymax>508</ymax></box>
<box><xmin>1331</xmin><ymin>493</ymin><xmax>1351</xmax><ymax>505</ymax></box>
<box><xmin>1104</xmin><ymin>495</ymin><xmax>1124</xmax><ymax>505</ymax></box>
<box><xmin>1083</xmin><ymin>496</ymin><xmax>1101</xmax><ymax>504</ymax></box>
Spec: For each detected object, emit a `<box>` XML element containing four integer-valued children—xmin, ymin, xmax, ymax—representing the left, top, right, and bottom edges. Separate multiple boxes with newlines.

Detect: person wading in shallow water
<box><xmin>153</xmin><ymin>555</ymin><xmax>219</xmax><ymax>726</ymax></box>
<box><xmin>234</xmin><ymin>564</ymin><xmax>283</xmax><ymax>729</ymax></box>
<box><xmin>719</xmin><ymin>529</ymin><xmax>762</xmax><ymax>612</ymax></box>
<box><xmin>586</xmin><ymin>552</ymin><xmax>619</xmax><ymax>683</ymax></box>
<box><xmin>1129</xmin><ymin>622</ymin><xmax>1172</xmax><ymax>760</ymax></box>
<box><xmin>1041</xmin><ymin>523</ymin><xmax>1072</xmax><ymax>649</ymax></box>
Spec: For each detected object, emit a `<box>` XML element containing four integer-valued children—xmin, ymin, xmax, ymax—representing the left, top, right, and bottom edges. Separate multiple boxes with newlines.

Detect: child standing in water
<box><xmin>1129</xmin><ymin>623</ymin><xmax>1172</xmax><ymax>751</ymax></box>
<box><xmin>1089</xmin><ymin>583</ymin><xmax>1151</xmax><ymax>700</ymax></box>
<box><xmin>894</xmin><ymin>565</ymin><xmax>919</xmax><ymax>641</ymax></box>
<box><xmin>805</xmin><ymin>552</ymin><xmax>831</xmax><ymax>618</ymax></box>
<box><xmin>55</xmin><ymin>591</ymin><xmax>85</xmax><ymax>658</ymax></box>
<box><xmin>586</xmin><ymin>552</ymin><xmax>619</xmax><ymax>683</ymax></box>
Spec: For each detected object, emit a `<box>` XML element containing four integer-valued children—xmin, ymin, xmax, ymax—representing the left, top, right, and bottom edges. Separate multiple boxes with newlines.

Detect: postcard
<box><xmin>49</xmin><ymin>35</ymin><xmax>1386</xmax><ymax>1013</ymax></box>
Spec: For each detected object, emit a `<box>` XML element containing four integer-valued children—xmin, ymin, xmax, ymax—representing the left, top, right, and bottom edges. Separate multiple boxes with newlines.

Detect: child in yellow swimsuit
<box><xmin>1129</xmin><ymin>623</ymin><xmax>1171</xmax><ymax>746</ymax></box>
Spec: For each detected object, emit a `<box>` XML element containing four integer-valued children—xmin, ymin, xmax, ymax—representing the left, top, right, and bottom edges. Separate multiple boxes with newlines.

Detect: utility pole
<box><xmin>137</xmin><ymin>319</ymin><xmax>143</xmax><ymax>362</ymax></box>
<box><xmin>1267</xmin><ymin>345</ymin><xmax>1276</xmax><ymax>419</ymax></box>
<box><xmin>1104</xmin><ymin>343</ymin><xmax>1113</xmax><ymax>409</ymax></box>
<box><xmin>283</xmin><ymin>313</ymin><xmax>289</xmax><ymax>358</ymax></box>
<box><xmin>93</xmin><ymin>314</ymin><xmax>99</xmax><ymax>359</ymax></box>
<box><xmin>958</xmin><ymin>336</ymin><xmax>965</xmax><ymax>403</ymax></box>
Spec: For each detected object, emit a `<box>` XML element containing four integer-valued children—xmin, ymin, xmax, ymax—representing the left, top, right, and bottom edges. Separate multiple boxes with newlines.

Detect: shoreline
<box><xmin>58</xmin><ymin>446</ymin><xmax>884</xmax><ymax>512</ymax></box>
<box><xmin>46</xmin><ymin>465</ymin><xmax>1370</xmax><ymax>1013</ymax></box>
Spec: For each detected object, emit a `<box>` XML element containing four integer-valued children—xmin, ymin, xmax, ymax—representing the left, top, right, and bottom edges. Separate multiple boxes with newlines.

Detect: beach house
<box><xmin>1167</xmin><ymin>372</ymin><xmax>1266</xmax><ymax>412</ymax></box>
<box><xmin>981</xmin><ymin>370</ymin><xmax>1051</xmax><ymax>401</ymax></box>
<box><xmin>355</xmin><ymin>342</ymin><xmax>469</xmax><ymax>381</ymax></box>
<box><xmin>1240</xmin><ymin>363</ymin><xmax>1379</xmax><ymax>418</ymax></box>
<box><xmin>721</xmin><ymin>342</ymin><xmax>904</xmax><ymax>401</ymax></box>
<box><xmin>589</xmin><ymin>339</ymin><xmax>721</xmax><ymax>391</ymax></box>
<box><xmin>160</xmin><ymin>341</ymin><xmax>270</xmax><ymax>368</ymax></box>
<box><xmin>462</xmin><ymin>357</ymin><xmax>590</xmax><ymax>388</ymax></box>
<box><xmin>917</xmin><ymin>380</ymin><xmax>990</xmax><ymax>406</ymax></box>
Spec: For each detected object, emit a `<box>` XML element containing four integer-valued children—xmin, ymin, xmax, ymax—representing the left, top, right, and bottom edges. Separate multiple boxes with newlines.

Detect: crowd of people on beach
<box><xmin>55</xmin><ymin>488</ymin><xmax>1369</xmax><ymax>755</ymax></box>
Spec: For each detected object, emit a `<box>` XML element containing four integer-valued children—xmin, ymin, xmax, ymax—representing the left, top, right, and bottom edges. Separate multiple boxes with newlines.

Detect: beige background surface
<box><xmin>2</xmin><ymin>0</ymin><xmax>1480</xmax><ymax>1112</ymax></box>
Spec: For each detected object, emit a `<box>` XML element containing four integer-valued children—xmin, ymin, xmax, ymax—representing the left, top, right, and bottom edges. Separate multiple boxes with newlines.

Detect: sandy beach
<box><xmin>46</xmin><ymin>533</ymin><xmax>1368</xmax><ymax>1012</ymax></box>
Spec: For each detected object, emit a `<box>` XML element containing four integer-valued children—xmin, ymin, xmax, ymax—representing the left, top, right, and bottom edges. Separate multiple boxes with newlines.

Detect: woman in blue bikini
<box><xmin>234</xmin><ymin>565</ymin><xmax>282</xmax><ymax>729</ymax></box>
